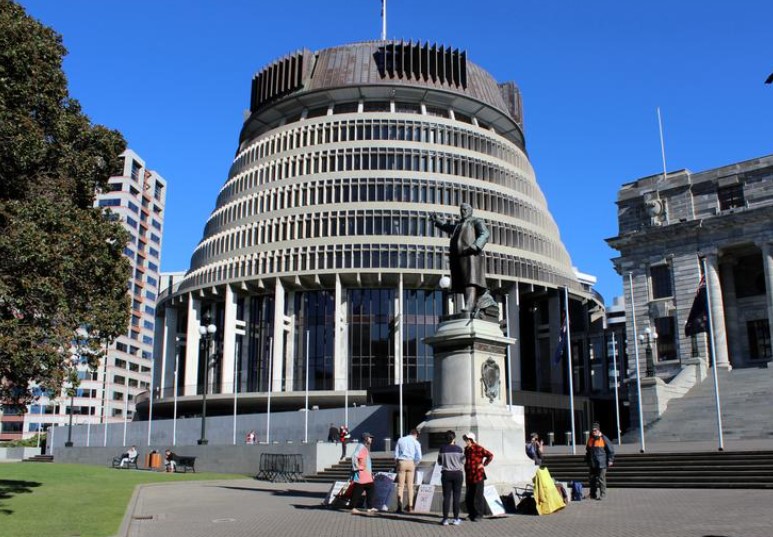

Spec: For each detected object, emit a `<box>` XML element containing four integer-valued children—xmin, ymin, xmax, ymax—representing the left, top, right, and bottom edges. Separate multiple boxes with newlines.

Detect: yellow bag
<box><xmin>533</xmin><ymin>467</ymin><xmax>566</xmax><ymax>516</ymax></box>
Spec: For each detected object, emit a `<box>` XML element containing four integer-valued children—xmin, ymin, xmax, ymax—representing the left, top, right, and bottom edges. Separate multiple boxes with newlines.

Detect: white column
<box><xmin>506</xmin><ymin>286</ymin><xmax>521</xmax><ymax>392</ymax></box>
<box><xmin>221</xmin><ymin>285</ymin><xmax>237</xmax><ymax>394</ymax></box>
<box><xmin>184</xmin><ymin>296</ymin><xmax>201</xmax><ymax>395</ymax></box>
<box><xmin>284</xmin><ymin>291</ymin><xmax>297</xmax><ymax>392</ymax></box>
<box><xmin>704</xmin><ymin>252</ymin><xmax>731</xmax><ymax>369</ymax></box>
<box><xmin>334</xmin><ymin>274</ymin><xmax>348</xmax><ymax>391</ymax></box>
<box><xmin>393</xmin><ymin>276</ymin><xmax>403</xmax><ymax>385</ymax></box>
<box><xmin>761</xmin><ymin>242</ymin><xmax>773</xmax><ymax>352</ymax></box>
<box><xmin>271</xmin><ymin>281</ymin><xmax>285</xmax><ymax>392</ymax></box>
<box><xmin>161</xmin><ymin>307</ymin><xmax>178</xmax><ymax>398</ymax></box>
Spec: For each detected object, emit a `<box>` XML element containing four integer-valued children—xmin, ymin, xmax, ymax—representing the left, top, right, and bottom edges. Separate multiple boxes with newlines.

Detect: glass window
<box><xmin>654</xmin><ymin>316</ymin><xmax>677</xmax><ymax>361</ymax></box>
<box><xmin>717</xmin><ymin>183</ymin><xmax>745</xmax><ymax>210</ymax></box>
<box><xmin>650</xmin><ymin>264</ymin><xmax>673</xmax><ymax>299</ymax></box>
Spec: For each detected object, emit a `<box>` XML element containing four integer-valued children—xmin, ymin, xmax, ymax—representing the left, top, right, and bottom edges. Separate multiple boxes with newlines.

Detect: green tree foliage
<box><xmin>0</xmin><ymin>1</ymin><xmax>131</xmax><ymax>405</ymax></box>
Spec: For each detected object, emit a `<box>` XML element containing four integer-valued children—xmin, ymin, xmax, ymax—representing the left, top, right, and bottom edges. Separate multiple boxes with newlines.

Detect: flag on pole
<box><xmin>684</xmin><ymin>275</ymin><xmax>708</xmax><ymax>337</ymax></box>
<box><xmin>552</xmin><ymin>311</ymin><xmax>567</xmax><ymax>365</ymax></box>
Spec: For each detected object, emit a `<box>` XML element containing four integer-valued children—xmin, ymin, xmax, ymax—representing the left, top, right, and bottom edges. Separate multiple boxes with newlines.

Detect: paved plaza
<box><xmin>123</xmin><ymin>479</ymin><xmax>773</xmax><ymax>537</ymax></box>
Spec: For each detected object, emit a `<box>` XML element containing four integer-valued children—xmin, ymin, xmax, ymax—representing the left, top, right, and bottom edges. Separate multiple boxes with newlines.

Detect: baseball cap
<box><xmin>361</xmin><ymin>432</ymin><xmax>374</xmax><ymax>440</ymax></box>
<box><xmin>462</xmin><ymin>432</ymin><xmax>476</xmax><ymax>442</ymax></box>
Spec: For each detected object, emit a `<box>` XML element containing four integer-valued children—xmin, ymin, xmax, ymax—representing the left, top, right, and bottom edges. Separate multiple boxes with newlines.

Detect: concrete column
<box><xmin>220</xmin><ymin>285</ymin><xmax>237</xmax><ymax>394</ymax></box>
<box><xmin>284</xmin><ymin>291</ymin><xmax>296</xmax><ymax>392</ymax></box>
<box><xmin>184</xmin><ymin>296</ymin><xmax>201</xmax><ymax>395</ymax></box>
<box><xmin>719</xmin><ymin>257</ymin><xmax>742</xmax><ymax>367</ymax></box>
<box><xmin>161</xmin><ymin>307</ymin><xmax>178</xmax><ymax>398</ymax></box>
<box><xmin>394</xmin><ymin>274</ymin><xmax>404</xmax><ymax>385</ymax></box>
<box><xmin>271</xmin><ymin>280</ymin><xmax>285</xmax><ymax>392</ymax></box>
<box><xmin>761</xmin><ymin>242</ymin><xmax>773</xmax><ymax>354</ymax></box>
<box><xmin>334</xmin><ymin>274</ymin><xmax>348</xmax><ymax>391</ymax></box>
<box><xmin>506</xmin><ymin>285</ymin><xmax>521</xmax><ymax>393</ymax></box>
<box><xmin>704</xmin><ymin>252</ymin><xmax>731</xmax><ymax>369</ymax></box>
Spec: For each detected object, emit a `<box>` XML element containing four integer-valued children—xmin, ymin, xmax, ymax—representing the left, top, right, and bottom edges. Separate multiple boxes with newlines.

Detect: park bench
<box><xmin>255</xmin><ymin>453</ymin><xmax>305</xmax><ymax>482</ymax></box>
<box><xmin>173</xmin><ymin>455</ymin><xmax>196</xmax><ymax>473</ymax></box>
<box><xmin>111</xmin><ymin>452</ymin><xmax>139</xmax><ymax>469</ymax></box>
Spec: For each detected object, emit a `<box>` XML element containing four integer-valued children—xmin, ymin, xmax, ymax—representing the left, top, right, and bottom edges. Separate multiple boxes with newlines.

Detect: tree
<box><xmin>0</xmin><ymin>1</ymin><xmax>131</xmax><ymax>406</ymax></box>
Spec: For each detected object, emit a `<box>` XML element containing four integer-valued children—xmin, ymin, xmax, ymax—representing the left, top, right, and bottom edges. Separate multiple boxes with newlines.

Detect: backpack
<box><xmin>570</xmin><ymin>481</ymin><xmax>583</xmax><ymax>502</ymax></box>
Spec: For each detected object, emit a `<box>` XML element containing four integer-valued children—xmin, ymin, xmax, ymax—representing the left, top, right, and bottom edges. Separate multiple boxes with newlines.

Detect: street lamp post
<box><xmin>639</xmin><ymin>327</ymin><xmax>658</xmax><ymax>377</ymax></box>
<box><xmin>198</xmin><ymin>314</ymin><xmax>217</xmax><ymax>445</ymax></box>
<box><xmin>64</xmin><ymin>391</ymin><xmax>75</xmax><ymax>447</ymax></box>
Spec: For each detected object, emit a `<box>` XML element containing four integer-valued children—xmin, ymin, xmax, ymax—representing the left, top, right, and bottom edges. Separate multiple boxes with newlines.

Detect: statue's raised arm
<box><xmin>431</xmin><ymin>203</ymin><xmax>491</xmax><ymax>313</ymax></box>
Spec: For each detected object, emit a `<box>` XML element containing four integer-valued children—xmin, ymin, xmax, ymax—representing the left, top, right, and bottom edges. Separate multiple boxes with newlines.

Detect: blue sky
<box><xmin>19</xmin><ymin>0</ymin><xmax>773</xmax><ymax>304</ymax></box>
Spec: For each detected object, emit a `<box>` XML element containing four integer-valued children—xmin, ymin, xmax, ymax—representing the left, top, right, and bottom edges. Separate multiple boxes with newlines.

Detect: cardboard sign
<box><xmin>483</xmin><ymin>485</ymin><xmax>506</xmax><ymax>516</ymax></box>
<box><xmin>414</xmin><ymin>469</ymin><xmax>424</xmax><ymax>485</ymax></box>
<box><xmin>413</xmin><ymin>484</ymin><xmax>435</xmax><ymax>513</ymax></box>
<box><xmin>325</xmin><ymin>481</ymin><xmax>349</xmax><ymax>505</ymax></box>
<box><xmin>428</xmin><ymin>462</ymin><xmax>442</xmax><ymax>486</ymax></box>
<box><xmin>372</xmin><ymin>472</ymin><xmax>396</xmax><ymax>511</ymax></box>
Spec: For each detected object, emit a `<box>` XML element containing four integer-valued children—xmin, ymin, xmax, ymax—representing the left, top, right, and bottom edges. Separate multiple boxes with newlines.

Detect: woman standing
<box><xmin>349</xmin><ymin>432</ymin><xmax>376</xmax><ymax>514</ymax></box>
<box><xmin>437</xmin><ymin>430</ymin><xmax>464</xmax><ymax>526</ymax></box>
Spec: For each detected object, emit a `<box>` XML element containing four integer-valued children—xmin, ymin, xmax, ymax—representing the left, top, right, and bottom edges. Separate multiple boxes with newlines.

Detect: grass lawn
<box><xmin>0</xmin><ymin>462</ymin><xmax>246</xmax><ymax>537</ymax></box>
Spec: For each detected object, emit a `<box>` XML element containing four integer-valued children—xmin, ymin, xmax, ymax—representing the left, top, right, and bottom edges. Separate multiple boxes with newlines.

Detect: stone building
<box><xmin>607</xmin><ymin>154</ymin><xmax>773</xmax><ymax>425</ymax></box>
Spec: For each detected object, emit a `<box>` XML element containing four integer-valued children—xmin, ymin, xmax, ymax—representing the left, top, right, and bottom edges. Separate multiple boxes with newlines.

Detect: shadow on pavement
<box><xmin>215</xmin><ymin>485</ymin><xmax>325</xmax><ymax>499</ymax></box>
<box><xmin>0</xmin><ymin>479</ymin><xmax>42</xmax><ymax>515</ymax></box>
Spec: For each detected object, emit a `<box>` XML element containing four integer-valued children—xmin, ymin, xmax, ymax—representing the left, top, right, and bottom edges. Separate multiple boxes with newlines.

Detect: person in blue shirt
<box><xmin>394</xmin><ymin>428</ymin><xmax>422</xmax><ymax>513</ymax></box>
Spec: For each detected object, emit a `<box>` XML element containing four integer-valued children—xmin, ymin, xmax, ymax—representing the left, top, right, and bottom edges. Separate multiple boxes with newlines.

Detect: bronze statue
<box><xmin>432</xmin><ymin>203</ymin><xmax>491</xmax><ymax>313</ymax></box>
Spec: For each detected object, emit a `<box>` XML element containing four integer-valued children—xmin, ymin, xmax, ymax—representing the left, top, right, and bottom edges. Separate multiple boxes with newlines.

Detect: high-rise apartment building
<box><xmin>0</xmin><ymin>149</ymin><xmax>166</xmax><ymax>440</ymax></box>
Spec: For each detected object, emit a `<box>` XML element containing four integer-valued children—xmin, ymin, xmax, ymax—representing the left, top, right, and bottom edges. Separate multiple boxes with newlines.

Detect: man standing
<box><xmin>585</xmin><ymin>422</ymin><xmax>614</xmax><ymax>500</ymax></box>
<box><xmin>394</xmin><ymin>428</ymin><xmax>422</xmax><ymax>513</ymax></box>
<box><xmin>462</xmin><ymin>432</ymin><xmax>493</xmax><ymax>521</ymax></box>
<box><xmin>431</xmin><ymin>203</ymin><xmax>490</xmax><ymax>312</ymax></box>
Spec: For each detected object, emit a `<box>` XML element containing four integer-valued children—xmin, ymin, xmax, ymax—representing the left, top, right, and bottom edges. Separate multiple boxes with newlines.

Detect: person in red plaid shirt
<box><xmin>462</xmin><ymin>432</ymin><xmax>493</xmax><ymax>521</ymax></box>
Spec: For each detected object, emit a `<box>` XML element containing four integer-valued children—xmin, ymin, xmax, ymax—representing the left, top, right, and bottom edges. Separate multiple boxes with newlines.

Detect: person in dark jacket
<box><xmin>437</xmin><ymin>430</ymin><xmax>464</xmax><ymax>526</ymax></box>
<box><xmin>585</xmin><ymin>422</ymin><xmax>614</xmax><ymax>500</ymax></box>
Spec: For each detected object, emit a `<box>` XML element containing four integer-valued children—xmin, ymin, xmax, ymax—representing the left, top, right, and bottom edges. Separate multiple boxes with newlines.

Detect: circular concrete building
<box><xmin>151</xmin><ymin>41</ymin><xmax>599</xmax><ymax>424</ymax></box>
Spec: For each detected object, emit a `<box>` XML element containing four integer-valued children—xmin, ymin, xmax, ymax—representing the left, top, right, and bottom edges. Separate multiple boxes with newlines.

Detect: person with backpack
<box><xmin>585</xmin><ymin>422</ymin><xmax>614</xmax><ymax>500</ymax></box>
<box><xmin>525</xmin><ymin>432</ymin><xmax>544</xmax><ymax>466</ymax></box>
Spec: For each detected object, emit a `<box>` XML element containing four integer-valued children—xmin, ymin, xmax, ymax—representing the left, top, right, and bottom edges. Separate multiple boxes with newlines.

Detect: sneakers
<box><xmin>441</xmin><ymin>519</ymin><xmax>450</xmax><ymax>526</ymax></box>
<box><xmin>452</xmin><ymin>519</ymin><xmax>462</xmax><ymax>525</ymax></box>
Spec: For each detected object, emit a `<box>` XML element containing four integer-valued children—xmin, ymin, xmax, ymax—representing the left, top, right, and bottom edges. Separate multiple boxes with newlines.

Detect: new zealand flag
<box><xmin>552</xmin><ymin>312</ymin><xmax>568</xmax><ymax>365</ymax></box>
<box><xmin>684</xmin><ymin>275</ymin><xmax>708</xmax><ymax>337</ymax></box>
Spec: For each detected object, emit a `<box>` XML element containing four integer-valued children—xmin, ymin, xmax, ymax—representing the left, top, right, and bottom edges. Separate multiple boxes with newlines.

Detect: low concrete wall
<box><xmin>0</xmin><ymin>447</ymin><xmax>41</xmax><ymax>460</ymax></box>
<box><xmin>50</xmin><ymin>405</ymin><xmax>395</xmax><ymax>475</ymax></box>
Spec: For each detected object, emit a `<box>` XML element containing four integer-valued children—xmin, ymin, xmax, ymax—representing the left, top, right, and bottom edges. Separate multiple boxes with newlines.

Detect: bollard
<box><xmin>583</xmin><ymin>430</ymin><xmax>590</xmax><ymax>444</ymax></box>
<box><xmin>565</xmin><ymin>431</ymin><xmax>572</xmax><ymax>446</ymax></box>
<box><xmin>547</xmin><ymin>432</ymin><xmax>555</xmax><ymax>447</ymax></box>
<box><xmin>383</xmin><ymin>438</ymin><xmax>392</xmax><ymax>452</ymax></box>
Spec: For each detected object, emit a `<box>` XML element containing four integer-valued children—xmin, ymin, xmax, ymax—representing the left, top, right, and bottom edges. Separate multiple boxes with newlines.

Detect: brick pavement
<box><xmin>124</xmin><ymin>479</ymin><xmax>773</xmax><ymax>537</ymax></box>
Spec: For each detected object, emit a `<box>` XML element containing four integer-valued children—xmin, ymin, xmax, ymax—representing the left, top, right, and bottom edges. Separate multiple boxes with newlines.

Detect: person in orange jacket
<box><xmin>585</xmin><ymin>422</ymin><xmax>614</xmax><ymax>500</ymax></box>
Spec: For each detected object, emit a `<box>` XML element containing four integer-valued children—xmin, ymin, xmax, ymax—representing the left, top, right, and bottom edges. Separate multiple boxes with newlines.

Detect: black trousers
<box><xmin>350</xmin><ymin>482</ymin><xmax>374</xmax><ymax>509</ymax></box>
<box><xmin>441</xmin><ymin>471</ymin><xmax>463</xmax><ymax>519</ymax></box>
<box><xmin>465</xmin><ymin>480</ymin><xmax>485</xmax><ymax>520</ymax></box>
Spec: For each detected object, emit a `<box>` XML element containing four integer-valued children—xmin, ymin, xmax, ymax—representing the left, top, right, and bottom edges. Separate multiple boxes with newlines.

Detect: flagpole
<box><xmin>397</xmin><ymin>274</ymin><xmax>404</xmax><ymax>438</ymax></box>
<box><xmin>611</xmin><ymin>333</ymin><xmax>622</xmax><ymax>447</ymax></box>
<box><xmin>701</xmin><ymin>257</ymin><xmax>725</xmax><ymax>451</ymax></box>
<box><xmin>172</xmin><ymin>338</ymin><xmax>179</xmax><ymax>446</ymax></box>
<box><xmin>304</xmin><ymin>329</ymin><xmax>309</xmax><ymax>444</ymax></box>
<box><xmin>628</xmin><ymin>272</ymin><xmax>646</xmax><ymax>453</ymax></box>
<box><xmin>266</xmin><ymin>336</ymin><xmax>273</xmax><ymax>444</ymax></box>
<box><xmin>657</xmin><ymin>107</ymin><xmax>668</xmax><ymax>182</ymax></box>
<box><xmin>504</xmin><ymin>292</ymin><xmax>513</xmax><ymax>413</ymax></box>
<box><xmin>563</xmin><ymin>287</ymin><xmax>576</xmax><ymax>455</ymax></box>
<box><xmin>232</xmin><ymin>342</ymin><xmax>238</xmax><ymax>446</ymax></box>
<box><xmin>381</xmin><ymin>0</ymin><xmax>387</xmax><ymax>41</ymax></box>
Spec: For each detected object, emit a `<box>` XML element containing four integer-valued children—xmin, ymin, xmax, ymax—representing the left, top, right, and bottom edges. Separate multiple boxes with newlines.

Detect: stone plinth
<box><xmin>419</xmin><ymin>317</ymin><xmax>536</xmax><ymax>486</ymax></box>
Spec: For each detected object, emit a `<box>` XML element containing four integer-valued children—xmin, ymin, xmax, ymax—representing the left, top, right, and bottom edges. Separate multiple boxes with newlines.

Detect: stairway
<box><xmin>545</xmin><ymin>451</ymin><xmax>773</xmax><ymax>489</ymax></box>
<box><xmin>306</xmin><ymin>454</ymin><xmax>396</xmax><ymax>483</ymax></box>
<box><xmin>23</xmin><ymin>454</ymin><xmax>54</xmax><ymax>463</ymax></box>
<box><xmin>627</xmin><ymin>365</ymin><xmax>773</xmax><ymax>444</ymax></box>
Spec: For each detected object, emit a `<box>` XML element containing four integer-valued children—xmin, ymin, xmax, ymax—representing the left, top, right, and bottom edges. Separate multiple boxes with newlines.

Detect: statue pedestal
<box><xmin>419</xmin><ymin>317</ymin><xmax>536</xmax><ymax>486</ymax></box>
